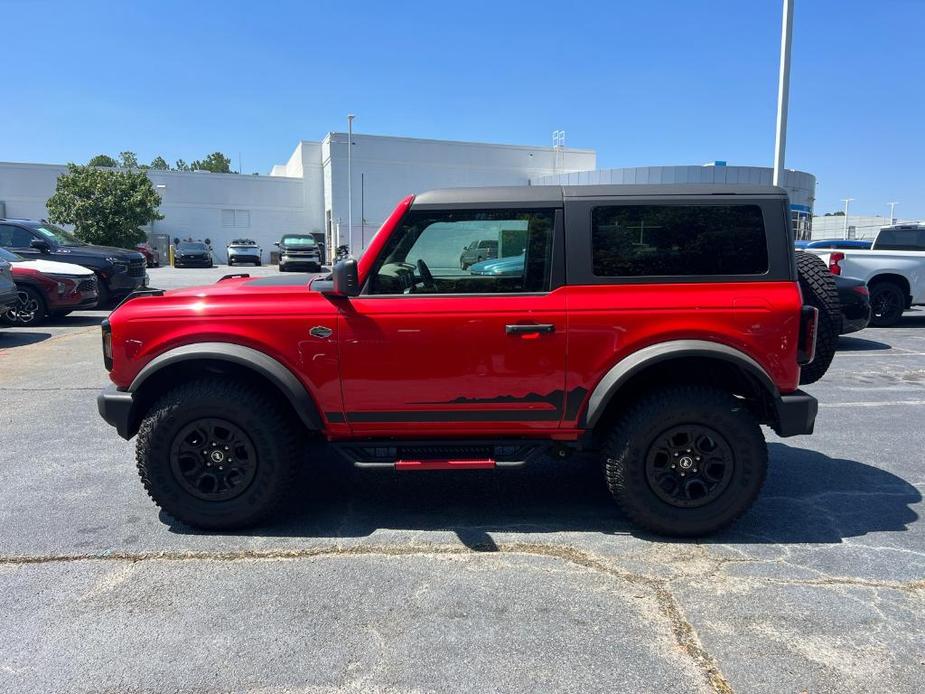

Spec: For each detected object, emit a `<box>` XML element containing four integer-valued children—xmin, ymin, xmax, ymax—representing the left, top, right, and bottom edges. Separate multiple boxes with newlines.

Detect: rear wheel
<box><xmin>869</xmin><ymin>281</ymin><xmax>905</xmax><ymax>327</ymax></box>
<box><xmin>795</xmin><ymin>252</ymin><xmax>839</xmax><ymax>385</ymax></box>
<box><xmin>603</xmin><ymin>386</ymin><xmax>768</xmax><ymax>537</ymax></box>
<box><xmin>2</xmin><ymin>286</ymin><xmax>47</xmax><ymax>326</ymax></box>
<box><xmin>136</xmin><ymin>378</ymin><xmax>302</xmax><ymax>530</ymax></box>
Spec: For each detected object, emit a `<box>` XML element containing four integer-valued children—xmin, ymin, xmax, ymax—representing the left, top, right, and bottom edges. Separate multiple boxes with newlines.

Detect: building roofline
<box><xmin>316</xmin><ymin>132</ymin><xmax>595</xmax><ymax>154</ymax></box>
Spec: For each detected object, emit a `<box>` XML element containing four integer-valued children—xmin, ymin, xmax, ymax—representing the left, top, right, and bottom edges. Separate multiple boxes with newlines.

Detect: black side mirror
<box><xmin>321</xmin><ymin>258</ymin><xmax>359</xmax><ymax>297</ymax></box>
<box><xmin>274</xmin><ymin>241</ymin><xmax>280</xmax><ymax>247</ymax></box>
<box><xmin>30</xmin><ymin>238</ymin><xmax>51</xmax><ymax>253</ymax></box>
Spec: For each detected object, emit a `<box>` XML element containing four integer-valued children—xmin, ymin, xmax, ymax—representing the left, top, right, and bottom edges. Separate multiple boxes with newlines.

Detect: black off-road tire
<box><xmin>603</xmin><ymin>386</ymin><xmax>768</xmax><ymax>537</ymax></box>
<box><xmin>136</xmin><ymin>378</ymin><xmax>301</xmax><ymax>530</ymax></box>
<box><xmin>868</xmin><ymin>281</ymin><xmax>905</xmax><ymax>327</ymax></box>
<box><xmin>795</xmin><ymin>251</ymin><xmax>839</xmax><ymax>385</ymax></box>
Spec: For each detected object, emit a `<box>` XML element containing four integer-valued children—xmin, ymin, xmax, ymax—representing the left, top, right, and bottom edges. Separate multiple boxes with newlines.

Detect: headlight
<box><xmin>107</xmin><ymin>258</ymin><xmax>129</xmax><ymax>273</ymax></box>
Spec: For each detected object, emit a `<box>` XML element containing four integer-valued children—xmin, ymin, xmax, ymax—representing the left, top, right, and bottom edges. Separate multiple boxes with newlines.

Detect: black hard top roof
<box><xmin>411</xmin><ymin>184</ymin><xmax>788</xmax><ymax>208</ymax></box>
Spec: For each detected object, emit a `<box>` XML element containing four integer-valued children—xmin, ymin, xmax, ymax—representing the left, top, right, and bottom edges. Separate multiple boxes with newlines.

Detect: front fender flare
<box><xmin>581</xmin><ymin>339</ymin><xmax>779</xmax><ymax>428</ymax></box>
<box><xmin>129</xmin><ymin>342</ymin><xmax>323</xmax><ymax>431</ymax></box>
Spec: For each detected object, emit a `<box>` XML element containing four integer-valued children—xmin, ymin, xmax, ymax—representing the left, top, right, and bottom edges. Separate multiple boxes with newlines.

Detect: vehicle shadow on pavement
<box><xmin>166</xmin><ymin>442</ymin><xmax>920</xmax><ymax>546</ymax></box>
<box><xmin>836</xmin><ymin>335</ymin><xmax>892</xmax><ymax>351</ymax></box>
<box><xmin>0</xmin><ymin>331</ymin><xmax>51</xmax><ymax>349</ymax></box>
<box><xmin>43</xmin><ymin>315</ymin><xmax>106</xmax><ymax>328</ymax></box>
<box><xmin>889</xmin><ymin>313</ymin><xmax>925</xmax><ymax>329</ymax></box>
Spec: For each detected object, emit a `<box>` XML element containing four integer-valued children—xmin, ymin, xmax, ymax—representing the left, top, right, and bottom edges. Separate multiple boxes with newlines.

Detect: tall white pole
<box><xmin>772</xmin><ymin>0</ymin><xmax>794</xmax><ymax>187</ymax></box>
<box><xmin>888</xmin><ymin>201</ymin><xmax>898</xmax><ymax>225</ymax></box>
<box><xmin>346</xmin><ymin>114</ymin><xmax>355</xmax><ymax>253</ymax></box>
<box><xmin>841</xmin><ymin>197</ymin><xmax>854</xmax><ymax>239</ymax></box>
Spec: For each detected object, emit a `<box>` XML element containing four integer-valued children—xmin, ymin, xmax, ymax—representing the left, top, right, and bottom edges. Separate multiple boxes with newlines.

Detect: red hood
<box><xmin>112</xmin><ymin>273</ymin><xmax>333</xmax><ymax>321</ymax></box>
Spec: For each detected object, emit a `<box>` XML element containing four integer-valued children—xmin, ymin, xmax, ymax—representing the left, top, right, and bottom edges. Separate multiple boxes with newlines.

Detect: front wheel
<box><xmin>2</xmin><ymin>286</ymin><xmax>47</xmax><ymax>326</ymax></box>
<box><xmin>135</xmin><ymin>378</ymin><xmax>302</xmax><ymax>530</ymax></box>
<box><xmin>869</xmin><ymin>281</ymin><xmax>905</xmax><ymax>327</ymax></box>
<box><xmin>603</xmin><ymin>386</ymin><xmax>768</xmax><ymax>537</ymax></box>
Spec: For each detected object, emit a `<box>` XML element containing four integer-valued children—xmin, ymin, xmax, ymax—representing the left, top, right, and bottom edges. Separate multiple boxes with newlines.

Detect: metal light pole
<box><xmin>346</xmin><ymin>114</ymin><xmax>355</xmax><ymax>253</ymax></box>
<box><xmin>772</xmin><ymin>0</ymin><xmax>794</xmax><ymax>187</ymax></box>
<box><xmin>887</xmin><ymin>201</ymin><xmax>898</xmax><ymax>225</ymax></box>
<box><xmin>841</xmin><ymin>198</ymin><xmax>854</xmax><ymax>239</ymax></box>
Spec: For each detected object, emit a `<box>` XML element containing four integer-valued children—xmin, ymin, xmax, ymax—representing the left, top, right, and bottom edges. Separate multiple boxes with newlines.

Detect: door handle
<box><xmin>505</xmin><ymin>323</ymin><xmax>555</xmax><ymax>335</ymax></box>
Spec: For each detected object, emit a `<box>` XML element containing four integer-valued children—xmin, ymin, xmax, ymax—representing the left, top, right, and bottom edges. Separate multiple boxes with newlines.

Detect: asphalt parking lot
<box><xmin>1</xmin><ymin>265</ymin><xmax>923</xmax><ymax>693</ymax></box>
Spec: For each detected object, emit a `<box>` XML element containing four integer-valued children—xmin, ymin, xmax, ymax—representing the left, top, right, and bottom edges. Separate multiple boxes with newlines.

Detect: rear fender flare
<box><xmin>581</xmin><ymin>339</ymin><xmax>778</xmax><ymax>428</ymax></box>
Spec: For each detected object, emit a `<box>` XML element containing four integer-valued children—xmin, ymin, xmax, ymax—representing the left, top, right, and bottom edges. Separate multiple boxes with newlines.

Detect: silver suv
<box><xmin>227</xmin><ymin>239</ymin><xmax>262</xmax><ymax>266</ymax></box>
<box><xmin>276</xmin><ymin>234</ymin><xmax>322</xmax><ymax>272</ymax></box>
<box><xmin>0</xmin><ymin>257</ymin><xmax>16</xmax><ymax>313</ymax></box>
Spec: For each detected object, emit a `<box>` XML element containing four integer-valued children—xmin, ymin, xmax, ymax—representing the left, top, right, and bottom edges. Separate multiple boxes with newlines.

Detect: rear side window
<box><xmin>876</xmin><ymin>229</ymin><xmax>925</xmax><ymax>251</ymax></box>
<box><xmin>591</xmin><ymin>205</ymin><xmax>768</xmax><ymax>277</ymax></box>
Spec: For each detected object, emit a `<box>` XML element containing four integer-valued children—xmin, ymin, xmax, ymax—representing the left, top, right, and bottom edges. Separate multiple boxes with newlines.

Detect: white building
<box><xmin>0</xmin><ymin>133</ymin><xmax>595</xmax><ymax>263</ymax></box>
<box><xmin>809</xmin><ymin>214</ymin><xmax>920</xmax><ymax>240</ymax></box>
<box><xmin>0</xmin><ymin>133</ymin><xmax>827</xmax><ymax>263</ymax></box>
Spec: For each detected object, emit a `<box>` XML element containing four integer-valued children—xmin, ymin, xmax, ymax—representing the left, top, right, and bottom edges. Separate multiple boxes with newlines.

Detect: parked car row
<box><xmin>803</xmin><ymin>225</ymin><xmax>925</xmax><ymax>327</ymax></box>
<box><xmin>0</xmin><ymin>247</ymin><xmax>99</xmax><ymax>325</ymax></box>
<box><xmin>0</xmin><ymin>218</ymin><xmax>148</xmax><ymax>307</ymax></box>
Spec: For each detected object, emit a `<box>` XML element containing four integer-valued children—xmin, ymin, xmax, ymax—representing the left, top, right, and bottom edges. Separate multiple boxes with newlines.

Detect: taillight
<box><xmin>101</xmin><ymin>318</ymin><xmax>113</xmax><ymax>371</ymax></box>
<box><xmin>852</xmin><ymin>284</ymin><xmax>869</xmax><ymax>297</ymax></box>
<box><xmin>828</xmin><ymin>252</ymin><xmax>845</xmax><ymax>275</ymax></box>
<box><xmin>797</xmin><ymin>306</ymin><xmax>819</xmax><ymax>365</ymax></box>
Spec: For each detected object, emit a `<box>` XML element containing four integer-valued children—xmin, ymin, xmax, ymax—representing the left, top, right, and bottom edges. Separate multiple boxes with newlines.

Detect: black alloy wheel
<box><xmin>644</xmin><ymin>425</ymin><xmax>734</xmax><ymax>508</ymax></box>
<box><xmin>869</xmin><ymin>282</ymin><xmax>905</xmax><ymax>327</ymax></box>
<box><xmin>170</xmin><ymin>417</ymin><xmax>258</xmax><ymax>501</ymax></box>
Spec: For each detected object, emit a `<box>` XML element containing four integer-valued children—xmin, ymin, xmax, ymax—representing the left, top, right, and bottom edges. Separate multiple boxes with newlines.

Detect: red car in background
<box><xmin>0</xmin><ymin>247</ymin><xmax>98</xmax><ymax>325</ymax></box>
<box><xmin>135</xmin><ymin>243</ymin><xmax>160</xmax><ymax>267</ymax></box>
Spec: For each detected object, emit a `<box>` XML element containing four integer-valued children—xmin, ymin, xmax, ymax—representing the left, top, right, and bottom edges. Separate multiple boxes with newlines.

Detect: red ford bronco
<box><xmin>98</xmin><ymin>185</ymin><xmax>821</xmax><ymax>536</ymax></box>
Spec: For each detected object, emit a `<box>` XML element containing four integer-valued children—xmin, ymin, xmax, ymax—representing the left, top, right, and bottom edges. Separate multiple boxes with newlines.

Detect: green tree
<box><xmin>88</xmin><ymin>154</ymin><xmax>117</xmax><ymax>167</ymax></box>
<box><xmin>175</xmin><ymin>159</ymin><xmax>190</xmax><ymax>171</ymax></box>
<box><xmin>189</xmin><ymin>151</ymin><xmax>233</xmax><ymax>173</ymax></box>
<box><xmin>119</xmin><ymin>151</ymin><xmax>140</xmax><ymax>169</ymax></box>
<box><xmin>150</xmin><ymin>156</ymin><xmax>170</xmax><ymax>170</ymax></box>
<box><xmin>46</xmin><ymin>164</ymin><xmax>163</xmax><ymax>248</ymax></box>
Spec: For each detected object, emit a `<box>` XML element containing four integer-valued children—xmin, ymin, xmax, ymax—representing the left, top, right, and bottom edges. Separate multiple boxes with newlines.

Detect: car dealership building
<box><xmin>0</xmin><ymin>133</ymin><xmax>816</xmax><ymax>263</ymax></box>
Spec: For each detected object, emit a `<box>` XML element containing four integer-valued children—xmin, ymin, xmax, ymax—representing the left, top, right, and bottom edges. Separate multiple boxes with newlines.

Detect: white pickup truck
<box><xmin>808</xmin><ymin>225</ymin><xmax>925</xmax><ymax>326</ymax></box>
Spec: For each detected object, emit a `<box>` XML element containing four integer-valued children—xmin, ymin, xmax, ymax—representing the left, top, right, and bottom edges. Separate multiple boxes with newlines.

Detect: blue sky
<box><xmin>3</xmin><ymin>0</ymin><xmax>922</xmax><ymax>217</ymax></box>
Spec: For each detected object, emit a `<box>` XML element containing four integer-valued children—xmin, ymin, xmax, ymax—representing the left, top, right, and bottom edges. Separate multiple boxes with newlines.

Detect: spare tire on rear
<box><xmin>795</xmin><ymin>251</ymin><xmax>840</xmax><ymax>385</ymax></box>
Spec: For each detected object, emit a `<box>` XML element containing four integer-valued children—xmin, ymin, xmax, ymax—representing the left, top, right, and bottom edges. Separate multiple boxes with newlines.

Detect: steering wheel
<box><xmin>416</xmin><ymin>258</ymin><xmax>436</xmax><ymax>289</ymax></box>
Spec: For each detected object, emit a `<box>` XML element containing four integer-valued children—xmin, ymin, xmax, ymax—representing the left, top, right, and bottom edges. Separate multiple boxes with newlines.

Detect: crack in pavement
<box><xmin>0</xmin><ymin>541</ymin><xmax>735</xmax><ymax>694</ymax></box>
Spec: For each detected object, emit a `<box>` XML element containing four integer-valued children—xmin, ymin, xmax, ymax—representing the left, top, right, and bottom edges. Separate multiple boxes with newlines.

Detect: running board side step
<box><xmin>333</xmin><ymin>440</ymin><xmax>550</xmax><ymax>470</ymax></box>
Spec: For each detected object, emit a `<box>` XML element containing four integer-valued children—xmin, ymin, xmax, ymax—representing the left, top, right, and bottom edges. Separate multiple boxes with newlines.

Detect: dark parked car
<box><xmin>277</xmin><ymin>234</ymin><xmax>322</xmax><ymax>272</ymax></box>
<box><xmin>174</xmin><ymin>241</ymin><xmax>214</xmax><ymax>268</ymax></box>
<box><xmin>459</xmin><ymin>239</ymin><xmax>498</xmax><ymax>269</ymax></box>
<box><xmin>834</xmin><ymin>275</ymin><xmax>871</xmax><ymax>334</ymax></box>
<box><xmin>0</xmin><ymin>247</ymin><xmax>98</xmax><ymax>325</ymax></box>
<box><xmin>0</xmin><ymin>219</ymin><xmax>146</xmax><ymax>305</ymax></box>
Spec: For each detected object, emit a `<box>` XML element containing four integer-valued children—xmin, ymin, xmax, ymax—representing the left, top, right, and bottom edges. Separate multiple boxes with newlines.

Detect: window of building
<box><xmin>368</xmin><ymin>209</ymin><xmax>554</xmax><ymax>295</ymax></box>
<box><xmin>591</xmin><ymin>205</ymin><xmax>768</xmax><ymax>277</ymax></box>
<box><xmin>221</xmin><ymin>209</ymin><xmax>251</xmax><ymax>228</ymax></box>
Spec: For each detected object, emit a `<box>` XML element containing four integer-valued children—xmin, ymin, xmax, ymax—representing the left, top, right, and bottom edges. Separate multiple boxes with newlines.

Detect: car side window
<box><xmin>368</xmin><ymin>209</ymin><xmax>554</xmax><ymax>295</ymax></box>
<box><xmin>591</xmin><ymin>204</ymin><xmax>769</xmax><ymax>277</ymax></box>
<box><xmin>0</xmin><ymin>225</ymin><xmax>35</xmax><ymax>248</ymax></box>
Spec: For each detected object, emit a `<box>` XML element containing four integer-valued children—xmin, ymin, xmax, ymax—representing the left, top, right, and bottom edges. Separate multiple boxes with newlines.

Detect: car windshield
<box><xmin>281</xmin><ymin>235</ymin><xmax>316</xmax><ymax>246</ymax></box>
<box><xmin>229</xmin><ymin>239</ymin><xmax>256</xmax><ymax>246</ymax></box>
<box><xmin>178</xmin><ymin>242</ymin><xmax>208</xmax><ymax>251</ymax></box>
<box><xmin>0</xmin><ymin>247</ymin><xmax>23</xmax><ymax>262</ymax></box>
<box><xmin>33</xmin><ymin>223</ymin><xmax>85</xmax><ymax>247</ymax></box>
